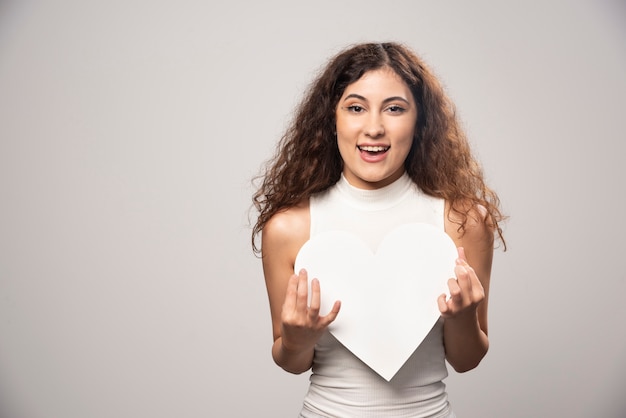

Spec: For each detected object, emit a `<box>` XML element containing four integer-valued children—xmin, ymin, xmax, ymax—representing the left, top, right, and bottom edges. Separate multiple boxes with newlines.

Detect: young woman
<box><xmin>252</xmin><ymin>42</ymin><xmax>505</xmax><ymax>417</ymax></box>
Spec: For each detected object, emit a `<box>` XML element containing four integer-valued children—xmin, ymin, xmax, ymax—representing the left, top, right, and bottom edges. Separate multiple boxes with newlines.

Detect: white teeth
<box><xmin>359</xmin><ymin>146</ymin><xmax>389</xmax><ymax>152</ymax></box>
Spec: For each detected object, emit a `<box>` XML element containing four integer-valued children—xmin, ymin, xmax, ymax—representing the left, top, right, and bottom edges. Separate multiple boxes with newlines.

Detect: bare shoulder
<box><xmin>262</xmin><ymin>200</ymin><xmax>310</xmax><ymax>269</ymax></box>
<box><xmin>444</xmin><ymin>201</ymin><xmax>494</xmax><ymax>251</ymax></box>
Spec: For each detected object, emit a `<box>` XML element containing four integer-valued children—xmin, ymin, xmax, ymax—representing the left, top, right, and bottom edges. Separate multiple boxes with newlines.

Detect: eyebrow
<box><xmin>343</xmin><ymin>93</ymin><xmax>411</xmax><ymax>105</ymax></box>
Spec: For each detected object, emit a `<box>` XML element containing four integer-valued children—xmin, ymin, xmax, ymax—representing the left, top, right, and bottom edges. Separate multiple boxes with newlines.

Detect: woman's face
<box><xmin>335</xmin><ymin>67</ymin><xmax>417</xmax><ymax>190</ymax></box>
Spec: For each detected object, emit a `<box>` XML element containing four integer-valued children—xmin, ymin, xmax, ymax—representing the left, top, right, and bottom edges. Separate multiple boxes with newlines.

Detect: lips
<box><xmin>357</xmin><ymin>145</ymin><xmax>390</xmax><ymax>163</ymax></box>
<box><xmin>358</xmin><ymin>145</ymin><xmax>390</xmax><ymax>153</ymax></box>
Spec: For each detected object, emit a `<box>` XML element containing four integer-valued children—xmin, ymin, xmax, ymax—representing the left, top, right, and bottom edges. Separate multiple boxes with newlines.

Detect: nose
<box><xmin>365</xmin><ymin>113</ymin><xmax>385</xmax><ymax>138</ymax></box>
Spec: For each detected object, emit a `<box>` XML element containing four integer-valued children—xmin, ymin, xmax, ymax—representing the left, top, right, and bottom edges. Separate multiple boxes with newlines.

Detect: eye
<box><xmin>345</xmin><ymin>105</ymin><xmax>365</xmax><ymax>113</ymax></box>
<box><xmin>386</xmin><ymin>104</ymin><xmax>406</xmax><ymax>114</ymax></box>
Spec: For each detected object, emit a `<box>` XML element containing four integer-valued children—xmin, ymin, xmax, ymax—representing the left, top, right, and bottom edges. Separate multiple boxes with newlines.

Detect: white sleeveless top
<box><xmin>299</xmin><ymin>173</ymin><xmax>454</xmax><ymax>418</ymax></box>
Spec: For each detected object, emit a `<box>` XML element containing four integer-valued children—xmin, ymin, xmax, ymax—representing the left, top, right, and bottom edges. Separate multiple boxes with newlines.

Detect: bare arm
<box><xmin>440</xmin><ymin>205</ymin><xmax>494</xmax><ymax>372</ymax></box>
<box><xmin>262</xmin><ymin>203</ymin><xmax>341</xmax><ymax>374</ymax></box>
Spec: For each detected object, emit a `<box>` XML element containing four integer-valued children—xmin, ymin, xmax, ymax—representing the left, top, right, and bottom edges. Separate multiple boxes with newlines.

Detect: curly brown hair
<box><xmin>252</xmin><ymin>42</ymin><xmax>505</xmax><ymax>253</ymax></box>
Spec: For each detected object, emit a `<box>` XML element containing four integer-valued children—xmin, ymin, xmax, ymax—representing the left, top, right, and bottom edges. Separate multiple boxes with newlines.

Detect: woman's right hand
<box><xmin>280</xmin><ymin>268</ymin><xmax>341</xmax><ymax>354</ymax></box>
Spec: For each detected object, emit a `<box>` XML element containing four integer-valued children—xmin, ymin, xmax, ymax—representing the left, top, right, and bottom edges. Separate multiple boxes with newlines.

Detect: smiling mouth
<box><xmin>358</xmin><ymin>145</ymin><xmax>390</xmax><ymax>154</ymax></box>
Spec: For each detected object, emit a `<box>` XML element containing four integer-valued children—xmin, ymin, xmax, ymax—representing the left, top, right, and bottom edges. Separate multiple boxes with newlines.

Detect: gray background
<box><xmin>1</xmin><ymin>0</ymin><xmax>625</xmax><ymax>417</ymax></box>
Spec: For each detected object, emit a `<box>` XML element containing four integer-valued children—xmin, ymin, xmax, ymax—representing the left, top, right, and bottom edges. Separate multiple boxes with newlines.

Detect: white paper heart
<box><xmin>294</xmin><ymin>222</ymin><xmax>457</xmax><ymax>381</ymax></box>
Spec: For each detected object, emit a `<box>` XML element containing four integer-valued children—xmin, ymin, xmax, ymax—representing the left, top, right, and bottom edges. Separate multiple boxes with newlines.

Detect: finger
<box><xmin>458</xmin><ymin>259</ymin><xmax>483</xmax><ymax>302</ymax></box>
<box><xmin>457</xmin><ymin>246</ymin><xmax>467</xmax><ymax>262</ymax></box>
<box><xmin>447</xmin><ymin>278</ymin><xmax>462</xmax><ymax>304</ymax></box>
<box><xmin>437</xmin><ymin>294</ymin><xmax>450</xmax><ymax>315</ymax></box>
<box><xmin>470</xmin><ymin>273</ymin><xmax>485</xmax><ymax>302</ymax></box>
<box><xmin>296</xmin><ymin>269</ymin><xmax>309</xmax><ymax>311</ymax></box>
<box><xmin>308</xmin><ymin>278</ymin><xmax>321</xmax><ymax>318</ymax></box>
<box><xmin>282</xmin><ymin>274</ymin><xmax>299</xmax><ymax>313</ymax></box>
<box><xmin>319</xmin><ymin>300</ymin><xmax>341</xmax><ymax>327</ymax></box>
<box><xmin>454</xmin><ymin>263</ymin><xmax>472</xmax><ymax>301</ymax></box>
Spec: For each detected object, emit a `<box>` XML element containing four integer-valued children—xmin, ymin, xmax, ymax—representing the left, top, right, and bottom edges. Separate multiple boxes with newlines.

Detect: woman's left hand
<box><xmin>437</xmin><ymin>247</ymin><xmax>485</xmax><ymax>319</ymax></box>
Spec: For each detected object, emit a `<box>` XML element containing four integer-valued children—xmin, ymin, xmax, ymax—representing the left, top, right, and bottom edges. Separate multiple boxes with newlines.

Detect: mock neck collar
<box><xmin>335</xmin><ymin>172</ymin><xmax>414</xmax><ymax>210</ymax></box>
